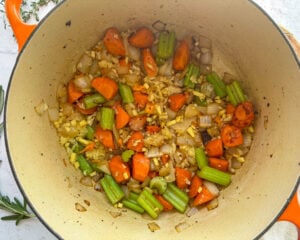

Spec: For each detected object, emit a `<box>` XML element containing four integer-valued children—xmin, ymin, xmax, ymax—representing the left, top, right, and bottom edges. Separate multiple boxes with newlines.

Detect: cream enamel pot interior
<box><xmin>4</xmin><ymin>0</ymin><xmax>300</xmax><ymax>239</ymax></box>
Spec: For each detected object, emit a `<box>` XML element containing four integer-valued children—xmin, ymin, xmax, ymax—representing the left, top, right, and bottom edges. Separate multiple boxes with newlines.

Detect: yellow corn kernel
<box><xmin>77</xmin><ymin>137</ymin><xmax>91</xmax><ymax>146</ymax></box>
<box><xmin>70</xmin><ymin>152</ymin><xmax>76</xmax><ymax>163</ymax></box>
<box><xmin>187</xmin><ymin>126</ymin><xmax>195</xmax><ymax>138</ymax></box>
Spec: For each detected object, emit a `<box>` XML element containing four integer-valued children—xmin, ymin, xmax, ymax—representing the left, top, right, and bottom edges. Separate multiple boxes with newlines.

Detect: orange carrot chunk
<box><xmin>67</xmin><ymin>81</ymin><xmax>84</xmax><ymax>103</ymax></box>
<box><xmin>188</xmin><ymin>175</ymin><xmax>203</xmax><ymax>198</ymax></box>
<box><xmin>232</xmin><ymin>101</ymin><xmax>255</xmax><ymax>128</ymax></box>
<box><xmin>128</xmin><ymin>27</ymin><xmax>155</xmax><ymax>48</ymax></box>
<box><xmin>95</xmin><ymin>126</ymin><xmax>115</xmax><ymax>149</ymax></box>
<box><xmin>132</xmin><ymin>153</ymin><xmax>150</xmax><ymax>182</ymax></box>
<box><xmin>154</xmin><ymin>195</ymin><xmax>174</xmax><ymax>211</ymax></box>
<box><xmin>205</xmin><ymin>138</ymin><xmax>223</xmax><ymax>157</ymax></box>
<box><xmin>91</xmin><ymin>77</ymin><xmax>118</xmax><ymax>100</ymax></box>
<box><xmin>126</xmin><ymin>131</ymin><xmax>144</xmax><ymax>152</ymax></box>
<box><xmin>172</xmin><ymin>40</ymin><xmax>190</xmax><ymax>71</ymax></box>
<box><xmin>146</xmin><ymin>125</ymin><xmax>161</xmax><ymax>134</ymax></box>
<box><xmin>168</xmin><ymin>93</ymin><xmax>187</xmax><ymax>112</ymax></box>
<box><xmin>103</xmin><ymin>27</ymin><xmax>126</xmax><ymax>56</ymax></box>
<box><xmin>114</xmin><ymin>104</ymin><xmax>131</xmax><ymax>129</ymax></box>
<box><xmin>109</xmin><ymin>155</ymin><xmax>130</xmax><ymax>183</ymax></box>
<box><xmin>133</xmin><ymin>91</ymin><xmax>148</xmax><ymax>109</ymax></box>
<box><xmin>175</xmin><ymin>167</ymin><xmax>192</xmax><ymax>189</ymax></box>
<box><xmin>221</xmin><ymin>124</ymin><xmax>243</xmax><ymax>147</ymax></box>
<box><xmin>142</xmin><ymin>48</ymin><xmax>158</xmax><ymax>77</ymax></box>
<box><xmin>79</xmin><ymin>142</ymin><xmax>95</xmax><ymax>154</ymax></box>
<box><xmin>208</xmin><ymin>158</ymin><xmax>229</xmax><ymax>172</ymax></box>
<box><xmin>226</xmin><ymin>103</ymin><xmax>236</xmax><ymax>115</ymax></box>
<box><xmin>192</xmin><ymin>185</ymin><xmax>216</xmax><ymax>206</ymax></box>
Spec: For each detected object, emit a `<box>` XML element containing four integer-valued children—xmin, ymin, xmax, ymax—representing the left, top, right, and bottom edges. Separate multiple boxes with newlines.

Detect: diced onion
<box><xmin>200</xmin><ymin>51</ymin><xmax>212</xmax><ymax>65</ymax></box>
<box><xmin>203</xmin><ymin>181</ymin><xmax>220</xmax><ymax>197</ymax></box>
<box><xmin>77</xmin><ymin>54</ymin><xmax>93</xmax><ymax>74</ymax></box>
<box><xmin>206</xmin><ymin>198</ymin><xmax>219</xmax><ymax>210</ymax></box>
<box><xmin>48</xmin><ymin>108</ymin><xmax>59</xmax><ymax>122</ymax></box>
<box><xmin>160</xmin><ymin>144</ymin><xmax>173</xmax><ymax>154</ymax></box>
<box><xmin>145</xmin><ymin>147</ymin><xmax>161</xmax><ymax>158</ymax></box>
<box><xmin>186</xmin><ymin>207</ymin><xmax>199</xmax><ymax>217</ymax></box>
<box><xmin>207</xmin><ymin>103</ymin><xmax>222</xmax><ymax>115</ymax></box>
<box><xmin>199</xmin><ymin>115</ymin><xmax>212</xmax><ymax>128</ymax></box>
<box><xmin>34</xmin><ymin>100</ymin><xmax>48</xmax><ymax>115</ymax></box>
<box><xmin>80</xmin><ymin>176</ymin><xmax>93</xmax><ymax>187</ymax></box>
<box><xmin>73</xmin><ymin>75</ymin><xmax>91</xmax><ymax>91</ymax></box>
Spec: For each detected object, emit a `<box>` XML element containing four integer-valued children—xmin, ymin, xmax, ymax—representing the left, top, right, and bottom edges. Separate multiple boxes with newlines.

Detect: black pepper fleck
<box><xmin>65</xmin><ymin>20</ymin><xmax>71</xmax><ymax>27</ymax></box>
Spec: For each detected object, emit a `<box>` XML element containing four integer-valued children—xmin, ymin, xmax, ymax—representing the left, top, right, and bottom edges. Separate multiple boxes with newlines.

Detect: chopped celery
<box><xmin>206</xmin><ymin>72</ymin><xmax>227</xmax><ymax>97</ymax></box>
<box><xmin>121</xmin><ymin>149</ymin><xmax>135</xmax><ymax>162</ymax></box>
<box><xmin>119</xmin><ymin>83</ymin><xmax>134</xmax><ymax>103</ymax></box>
<box><xmin>149</xmin><ymin>176</ymin><xmax>167</xmax><ymax>194</ymax></box>
<box><xmin>226</xmin><ymin>81</ymin><xmax>246</xmax><ymax>106</ymax></box>
<box><xmin>100</xmin><ymin>174</ymin><xmax>125</xmax><ymax>205</ymax></box>
<box><xmin>195</xmin><ymin>147</ymin><xmax>208</xmax><ymax>169</ymax></box>
<box><xmin>122</xmin><ymin>199</ymin><xmax>145</xmax><ymax>214</ymax></box>
<box><xmin>197</xmin><ymin>166</ymin><xmax>231</xmax><ymax>186</ymax></box>
<box><xmin>85</xmin><ymin>125</ymin><xmax>95</xmax><ymax>140</ymax></box>
<box><xmin>183</xmin><ymin>63</ymin><xmax>200</xmax><ymax>89</ymax></box>
<box><xmin>76</xmin><ymin>154</ymin><xmax>93</xmax><ymax>176</ymax></box>
<box><xmin>156</xmin><ymin>31</ymin><xmax>176</xmax><ymax>65</ymax></box>
<box><xmin>137</xmin><ymin>189</ymin><xmax>163</xmax><ymax>219</ymax></box>
<box><xmin>83</xmin><ymin>93</ymin><xmax>106</xmax><ymax>109</ymax></box>
<box><xmin>100</xmin><ymin>107</ymin><xmax>114</xmax><ymax>130</ymax></box>
<box><xmin>162</xmin><ymin>183</ymin><xmax>188</xmax><ymax>213</ymax></box>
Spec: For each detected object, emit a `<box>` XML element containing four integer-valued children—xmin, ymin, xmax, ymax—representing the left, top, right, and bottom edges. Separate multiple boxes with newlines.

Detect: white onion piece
<box><xmin>127</xmin><ymin>45</ymin><xmax>141</xmax><ymax>61</ymax></box>
<box><xmin>186</xmin><ymin>207</ymin><xmax>199</xmax><ymax>217</ymax></box>
<box><xmin>60</xmin><ymin>103</ymin><xmax>74</xmax><ymax>117</ymax></box>
<box><xmin>171</xmin><ymin>117</ymin><xmax>196</xmax><ymax>133</ymax></box>
<box><xmin>207</xmin><ymin>103</ymin><xmax>222</xmax><ymax>115</ymax></box>
<box><xmin>48</xmin><ymin>108</ymin><xmax>59</xmax><ymax>122</ymax></box>
<box><xmin>206</xmin><ymin>198</ymin><xmax>219</xmax><ymax>210</ymax></box>
<box><xmin>34</xmin><ymin>100</ymin><xmax>48</xmax><ymax>115</ymax></box>
<box><xmin>160</xmin><ymin>144</ymin><xmax>174</xmax><ymax>154</ymax></box>
<box><xmin>159</xmin><ymin>59</ymin><xmax>173</xmax><ymax>76</ymax></box>
<box><xmin>199</xmin><ymin>115</ymin><xmax>212</xmax><ymax>128</ymax></box>
<box><xmin>166</xmin><ymin>108</ymin><xmax>177</xmax><ymax>120</ymax></box>
<box><xmin>185</xmin><ymin>104</ymin><xmax>200</xmax><ymax>118</ymax></box>
<box><xmin>73</xmin><ymin>75</ymin><xmax>91</xmax><ymax>91</ymax></box>
<box><xmin>200</xmin><ymin>51</ymin><xmax>212</xmax><ymax>65</ymax></box>
<box><xmin>145</xmin><ymin>147</ymin><xmax>161</xmax><ymax>158</ymax></box>
<box><xmin>203</xmin><ymin>181</ymin><xmax>220</xmax><ymax>197</ymax></box>
<box><xmin>77</xmin><ymin>54</ymin><xmax>93</xmax><ymax>73</ymax></box>
<box><xmin>176</xmin><ymin>134</ymin><xmax>195</xmax><ymax>146</ymax></box>
<box><xmin>242</xmin><ymin>133</ymin><xmax>252</xmax><ymax>148</ymax></box>
<box><xmin>80</xmin><ymin>176</ymin><xmax>93</xmax><ymax>187</ymax></box>
<box><xmin>201</xmin><ymin>82</ymin><xmax>215</xmax><ymax>97</ymax></box>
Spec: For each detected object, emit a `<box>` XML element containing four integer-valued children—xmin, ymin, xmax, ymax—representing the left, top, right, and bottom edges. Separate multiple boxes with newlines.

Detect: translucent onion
<box><xmin>185</xmin><ymin>104</ymin><xmax>200</xmax><ymax>118</ymax></box>
<box><xmin>159</xmin><ymin>59</ymin><xmax>173</xmax><ymax>76</ymax></box>
<box><xmin>34</xmin><ymin>100</ymin><xmax>48</xmax><ymax>115</ymax></box>
<box><xmin>201</xmin><ymin>82</ymin><xmax>215</xmax><ymax>98</ymax></box>
<box><xmin>127</xmin><ymin>45</ymin><xmax>141</xmax><ymax>61</ymax></box>
<box><xmin>242</xmin><ymin>133</ymin><xmax>253</xmax><ymax>148</ymax></box>
<box><xmin>206</xmin><ymin>198</ymin><xmax>219</xmax><ymax>210</ymax></box>
<box><xmin>73</xmin><ymin>75</ymin><xmax>91</xmax><ymax>91</ymax></box>
<box><xmin>145</xmin><ymin>147</ymin><xmax>161</xmax><ymax>158</ymax></box>
<box><xmin>186</xmin><ymin>207</ymin><xmax>199</xmax><ymax>217</ymax></box>
<box><xmin>80</xmin><ymin>176</ymin><xmax>93</xmax><ymax>187</ymax></box>
<box><xmin>207</xmin><ymin>103</ymin><xmax>222</xmax><ymax>115</ymax></box>
<box><xmin>200</xmin><ymin>51</ymin><xmax>212</xmax><ymax>65</ymax></box>
<box><xmin>203</xmin><ymin>181</ymin><xmax>220</xmax><ymax>197</ymax></box>
<box><xmin>77</xmin><ymin>54</ymin><xmax>93</xmax><ymax>74</ymax></box>
<box><xmin>48</xmin><ymin>108</ymin><xmax>59</xmax><ymax>122</ymax></box>
<box><xmin>160</xmin><ymin>144</ymin><xmax>174</xmax><ymax>154</ymax></box>
<box><xmin>199</xmin><ymin>115</ymin><xmax>212</xmax><ymax>128</ymax></box>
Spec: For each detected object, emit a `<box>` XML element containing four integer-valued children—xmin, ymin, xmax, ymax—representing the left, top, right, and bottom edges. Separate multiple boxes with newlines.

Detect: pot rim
<box><xmin>3</xmin><ymin>0</ymin><xmax>300</xmax><ymax>239</ymax></box>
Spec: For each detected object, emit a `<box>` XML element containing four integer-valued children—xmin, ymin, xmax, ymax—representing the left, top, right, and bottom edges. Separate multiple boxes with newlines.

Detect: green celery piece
<box><xmin>226</xmin><ymin>85</ymin><xmax>238</xmax><ymax>106</ymax></box>
<box><xmin>156</xmin><ymin>31</ymin><xmax>176</xmax><ymax>65</ymax></box>
<box><xmin>85</xmin><ymin>125</ymin><xmax>95</xmax><ymax>140</ymax></box>
<box><xmin>100</xmin><ymin>107</ymin><xmax>114</xmax><ymax>130</ymax></box>
<box><xmin>121</xmin><ymin>149</ymin><xmax>135</xmax><ymax>162</ymax></box>
<box><xmin>137</xmin><ymin>189</ymin><xmax>163</xmax><ymax>219</ymax></box>
<box><xmin>149</xmin><ymin>176</ymin><xmax>167</xmax><ymax>194</ymax></box>
<box><xmin>232</xmin><ymin>81</ymin><xmax>246</xmax><ymax>103</ymax></box>
<box><xmin>206</xmin><ymin>72</ymin><xmax>227</xmax><ymax>98</ymax></box>
<box><xmin>83</xmin><ymin>93</ymin><xmax>106</xmax><ymax>109</ymax></box>
<box><xmin>76</xmin><ymin>154</ymin><xmax>93</xmax><ymax>176</ymax></box>
<box><xmin>119</xmin><ymin>83</ymin><xmax>134</xmax><ymax>103</ymax></box>
<box><xmin>100</xmin><ymin>174</ymin><xmax>125</xmax><ymax>205</ymax></box>
<box><xmin>162</xmin><ymin>183</ymin><xmax>188</xmax><ymax>213</ymax></box>
<box><xmin>122</xmin><ymin>199</ymin><xmax>145</xmax><ymax>214</ymax></box>
<box><xmin>197</xmin><ymin>166</ymin><xmax>231</xmax><ymax>186</ymax></box>
<box><xmin>195</xmin><ymin>147</ymin><xmax>208</xmax><ymax>169</ymax></box>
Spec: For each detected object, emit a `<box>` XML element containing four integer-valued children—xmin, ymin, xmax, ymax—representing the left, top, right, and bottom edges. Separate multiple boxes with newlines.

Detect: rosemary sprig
<box><xmin>0</xmin><ymin>193</ymin><xmax>35</xmax><ymax>225</ymax></box>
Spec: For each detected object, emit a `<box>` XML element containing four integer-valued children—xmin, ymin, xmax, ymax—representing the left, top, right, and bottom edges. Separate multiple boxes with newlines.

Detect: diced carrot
<box><xmin>168</xmin><ymin>93</ymin><xmax>187</xmax><ymax>112</ymax></box>
<box><xmin>132</xmin><ymin>84</ymin><xmax>147</xmax><ymax>93</ymax></box>
<box><xmin>175</xmin><ymin>167</ymin><xmax>192</xmax><ymax>189</ymax></box>
<box><xmin>119</xmin><ymin>58</ymin><xmax>131</xmax><ymax>68</ymax></box>
<box><xmin>226</xmin><ymin>103</ymin><xmax>236</xmax><ymax>115</ymax></box>
<box><xmin>79</xmin><ymin>142</ymin><xmax>95</xmax><ymax>153</ymax></box>
<box><xmin>132</xmin><ymin>153</ymin><xmax>150</xmax><ymax>182</ymax></box>
<box><xmin>103</xmin><ymin>27</ymin><xmax>125</xmax><ymax>56</ymax></box>
<box><xmin>154</xmin><ymin>195</ymin><xmax>174</xmax><ymax>211</ymax></box>
<box><xmin>67</xmin><ymin>81</ymin><xmax>84</xmax><ymax>103</ymax></box>
<box><xmin>232</xmin><ymin>101</ymin><xmax>255</xmax><ymax>128</ymax></box>
<box><xmin>172</xmin><ymin>40</ymin><xmax>190</xmax><ymax>71</ymax></box>
<box><xmin>188</xmin><ymin>175</ymin><xmax>203</xmax><ymax>198</ymax></box>
<box><xmin>205</xmin><ymin>138</ymin><xmax>223</xmax><ymax>157</ymax></box>
<box><xmin>192</xmin><ymin>185</ymin><xmax>215</xmax><ymax>206</ymax></box>
<box><xmin>109</xmin><ymin>155</ymin><xmax>130</xmax><ymax>183</ymax></box>
<box><xmin>95</xmin><ymin>126</ymin><xmax>115</xmax><ymax>149</ymax></box>
<box><xmin>208</xmin><ymin>158</ymin><xmax>229</xmax><ymax>172</ymax></box>
<box><xmin>91</xmin><ymin>77</ymin><xmax>118</xmax><ymax>100</ymax></box>
<box><xmin>146</xmin><ymin>125</ymin><xmax>161</xmax><ymax>134</ymax></box>
<box><xmin>142</xmin><ymin>48</ymin><xmax>158</xmax><ymax>77</ymax></box>
<box><xmin>133</xmin><ymin>91</ymin><xmax>148</xmax><ymax>109</ymax></box>
<box><xmin>128</xmin><ymin>27</ymin><xmax>155</xmax><ymax>48</ymax></box>
<box><xmin>128</xmin><ymin>115</ymin><xmax>147</xmax><ymax>131</ymax></box>
<box><xmin>161</xmin><ymin>154</ymin><xmax>170</xmax><ymax>165</ymax></box>
<box><xmin>145</xmin><ymin>102</ymin><xmax>156</xmax><ymax>114</ymax></box>
<box><xmin>221</xmin><ymin>124</ymin><xmax>243</xmax><ymax>147</ymax></box>
<box><xmin>126</xmin><ymin>131</ymin><xmax>144</xmax><ymax>152</ymax></box>
<box><xmin>114</xmin><ymin>104</ymin><xmax>130</xmax><ymax>129</ymax></box>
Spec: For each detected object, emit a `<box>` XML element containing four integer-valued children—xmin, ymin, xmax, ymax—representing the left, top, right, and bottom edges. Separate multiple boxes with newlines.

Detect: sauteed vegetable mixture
<box><xmin>51</xmin><ymin>26</ymin><xmax>255</xmax><ymax>219</ymax></box>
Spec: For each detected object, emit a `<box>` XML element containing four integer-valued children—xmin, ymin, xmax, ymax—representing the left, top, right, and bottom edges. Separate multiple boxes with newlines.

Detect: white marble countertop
<box><xmin>0</xmin><ymin>1</ymin><xmax>299</xmax><ymax>239</ymax></box>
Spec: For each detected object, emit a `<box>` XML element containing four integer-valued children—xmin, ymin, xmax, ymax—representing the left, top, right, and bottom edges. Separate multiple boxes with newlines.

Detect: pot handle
<box><xmin>5</xmin><ymin>0</ymin><xmax>36</xmax><ymax>51</ymax></box>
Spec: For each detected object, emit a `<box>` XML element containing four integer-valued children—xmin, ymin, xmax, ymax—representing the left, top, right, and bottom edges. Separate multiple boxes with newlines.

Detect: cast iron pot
<box><xmin>4</xmin><ymin>0</ymin><xmax>300</xmax><ymax>239</ymax></box>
